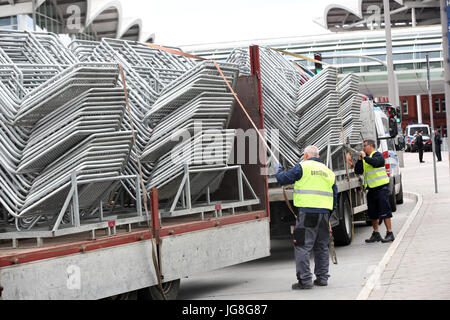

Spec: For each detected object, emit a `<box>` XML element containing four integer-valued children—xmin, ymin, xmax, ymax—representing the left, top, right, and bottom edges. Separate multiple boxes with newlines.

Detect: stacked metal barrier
<box><xmin>141</xmin><ymin>61</ymin><xmax>241</xmax><ymax>206</ymax></box>
<box><xmin>0</xmin><ymin>31</ymin><xmax>261</xmax><ymax>237</ymax></box>
<box><xmin>69</xmin><ymin>38</ymin><xmax>197</xmax><ymax>200</ymax></box>
<box><xmin>338</xmin><ymin>74</ymin><xmax>363</xmax><ymax>145</ymax></box>
<box><xmin>227</xmin><ymin>47</ymin><xmax>307</xmax><ymax>167</ymax></box>
<box><xmin>0</xmin><ymin>30</ymin><xmax>131</xmax><ymax>235</ymax></box>
<box><xmin>295</xmin><ymin>67</ymin><xmax>342</xmax><ymax>153</ymax></box>
<box><xmin>227</xmin><ymin>46</ymin><xmax>363</xmax><ymax>166</ymax></box>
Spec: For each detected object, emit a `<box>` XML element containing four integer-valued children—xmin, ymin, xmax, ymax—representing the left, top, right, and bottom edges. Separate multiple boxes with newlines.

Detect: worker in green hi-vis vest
<box><xmin>355</xmin><ymin>139</ymin><xmax>395</xmax><ymax>244</ymax></box>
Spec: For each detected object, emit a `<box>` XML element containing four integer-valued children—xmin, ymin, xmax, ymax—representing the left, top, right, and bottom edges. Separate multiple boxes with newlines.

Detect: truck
<box><xmin>0</xmin><ymin>39</ymin><xmax>273</xmax><ymax>300</ymax></box>
<box><xmin>0</xmin><ymin>41</ymin><xmax>403</xmax><ymax>300</ymax></box>
<box><xmin>268</xmin><ymin>99</ymin><xmax>403</xmax><ymax>245</ymax></box>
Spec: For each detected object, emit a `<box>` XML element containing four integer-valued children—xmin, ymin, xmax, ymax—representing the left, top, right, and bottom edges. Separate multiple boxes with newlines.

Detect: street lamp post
<box><xmin>383</xmin><ymin>0</ymin><xmax>399</xmax><ymax>112</ymax></box>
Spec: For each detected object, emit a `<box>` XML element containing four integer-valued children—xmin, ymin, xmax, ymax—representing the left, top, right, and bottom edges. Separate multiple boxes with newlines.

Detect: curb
<box><xmin>356</xmin><ymin>191</ymin><xmax>423</xmax><ymax>300</ymax></box>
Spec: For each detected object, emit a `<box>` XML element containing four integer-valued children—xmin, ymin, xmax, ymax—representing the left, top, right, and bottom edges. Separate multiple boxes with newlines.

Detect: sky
<box><xmin>120</xmin><ymin>0</ymin><xmax>332</xmax><ymax>46</ymax></box>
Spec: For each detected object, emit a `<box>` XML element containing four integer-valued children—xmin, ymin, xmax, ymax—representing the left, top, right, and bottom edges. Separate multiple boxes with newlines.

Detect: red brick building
<box><xmin>399</xmin><ymin>94</ymin><xmax>447</xmax><ymax>137</ymax></box>
<box><xmin>378</xmin><ymin>95</ymin><xmax>448</xmax><ymax>137</ymax></box>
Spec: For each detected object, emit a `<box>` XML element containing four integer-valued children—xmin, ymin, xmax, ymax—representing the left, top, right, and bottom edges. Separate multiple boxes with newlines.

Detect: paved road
<box><xmin>178</xmin><ymin>177</ymin><xmax>417</xmax><ymax>300</ymax></box>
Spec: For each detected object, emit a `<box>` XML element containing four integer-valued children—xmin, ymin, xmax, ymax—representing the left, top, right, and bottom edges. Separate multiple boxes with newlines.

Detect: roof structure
<box><xmin>313</xmin><ymin>0</ymin><xmax>440</xmax><ymax>32</ymax></box>
<box><xmin>0</xmin><ymin>0</ymin><xmax>152</xmax><ymax>42</ymax></box>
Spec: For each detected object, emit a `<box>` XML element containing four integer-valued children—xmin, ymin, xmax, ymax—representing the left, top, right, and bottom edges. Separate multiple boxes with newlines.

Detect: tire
<box><xmin>137</xmin><ymin>279</ymin><xmax>180</xmax><ymax>300</ymax></box>
<box><xmin>396</xmin><ymin>182</ymin><xmax>404</xmax><ymax>204</ymax></box>
<box><xmin>332</xmin><ymin>193</ymin><xmax>353</xmax><ymax>246</ymax></box>
<box><xmin>106</xmin><ymin>290</ymin><xmax>137</xmax><ymax>300</ymax></box>
<box><xmin>389</xmin><ymin>185</ymin><xmax>397</xmax><ymax>212</ymax></box>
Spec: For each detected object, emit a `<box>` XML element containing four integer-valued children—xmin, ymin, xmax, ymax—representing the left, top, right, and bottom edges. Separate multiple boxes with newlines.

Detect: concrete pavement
<box><xmin>367</xmin><ymin>151</ymin><xmax>450</xmax><ymax>300</ymax></box>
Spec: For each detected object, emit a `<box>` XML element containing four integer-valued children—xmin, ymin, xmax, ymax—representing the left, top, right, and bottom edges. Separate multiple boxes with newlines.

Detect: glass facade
<box><xmin>34</xmin><ymin>1</ymin><xmax>96</xmax><ymax>40</ymax></box>
<box><xmin>435</xmin><ymin>98</ymin><xmax>441</xmax><ymax>113</ymax></box>
<box><xmin>187</xmin><ymin>27</ymin><xmax>445</xmax><ymax>87</ymax></box>
<box><xmin>402</xmin><ymin>100</ymin><xmax>408</xmax><ymax>115</ymax></box>
<box><xmin>0</xmin><ymin>2</ymin><xmax>98</xmax><ymax>41</ymax></box>
<box><xmin>0</xmin><ymin>16</ymin><xmax>18</xmax><ymax>30</ymax></box>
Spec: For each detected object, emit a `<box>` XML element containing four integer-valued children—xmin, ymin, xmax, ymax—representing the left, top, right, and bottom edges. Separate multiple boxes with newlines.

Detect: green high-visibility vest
<box><xmin>363</xmin><ymin>151</ymin><xmax>389</xmax><ymax>189</ymax></box>
<box><xmin>293</xmin><ymin>160</ymin><xmax>335</xmax><ymax>210</ymax></box>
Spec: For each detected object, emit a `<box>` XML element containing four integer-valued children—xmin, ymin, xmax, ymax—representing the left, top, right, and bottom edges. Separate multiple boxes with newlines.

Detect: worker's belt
<box><xmin>293</xmin><ymin>189</ymin><xmax>333</xmax><ymax>197</ymax></box>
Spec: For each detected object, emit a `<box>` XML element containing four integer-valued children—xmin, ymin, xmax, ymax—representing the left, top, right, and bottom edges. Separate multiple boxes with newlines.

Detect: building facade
<box><xmin>399</xmin><ymin>94</ymin><xmax>447</xmax><ymax>136</ymax></box>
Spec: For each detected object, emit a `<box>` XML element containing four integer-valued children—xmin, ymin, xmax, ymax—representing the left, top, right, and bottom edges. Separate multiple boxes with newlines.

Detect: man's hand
<box><xmin>276</xmin><ymin>164</ymin><xmax>283</xmax><ymax>172</ymax></box>
<box><xmin>359</xmin><ymin>151</ymin><xmax>366</xmax><ymax>160</ymax></box>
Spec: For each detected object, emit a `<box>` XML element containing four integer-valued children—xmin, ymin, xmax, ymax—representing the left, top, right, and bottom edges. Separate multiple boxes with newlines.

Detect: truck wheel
<box><xmin>396</xmin><ymin>182</ymin><xmax>404</xmax><ymax>204</ymax></box>
<box><xmin>332</xmin><ymin>193</ymin><xmax>353</xmax><ymax>246</ymax></box>
<box><xmin>106</xmin><ymin>290</ymin><xmax>137</xmax><ymax>300</ymax></box>
<box><xmin>138</xmin><ymin>279</ymin><xmax>180</xmax><ymax>300</ymax></box>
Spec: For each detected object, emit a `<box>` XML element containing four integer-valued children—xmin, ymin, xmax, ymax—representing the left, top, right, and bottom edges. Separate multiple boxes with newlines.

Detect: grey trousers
<box><xmin>293</xmin><ymin>211</ymin><xmax>330</xmax><ymax>284</ymax></box>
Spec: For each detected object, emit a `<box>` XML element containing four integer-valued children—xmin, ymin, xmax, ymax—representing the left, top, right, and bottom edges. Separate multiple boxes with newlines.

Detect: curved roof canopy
<box><xmin>0</xmin><ymin>0</ymin><xmax>153</xmax><ymax>41</ymax></box>
<box><xmin>314</xmin><ymin>0</ymin><xmax>440</xmax><ymax>32</ymax></box>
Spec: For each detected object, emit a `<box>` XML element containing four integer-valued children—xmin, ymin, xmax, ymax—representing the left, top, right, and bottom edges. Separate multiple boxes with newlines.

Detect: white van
<box><xmin>360</xmin><ymin>101</ymin><xmax>403</xmax><ymax>212</ymax></box>
<box><xmin>404</xmin><ymin>123</ymin><xmax>432</xmax><ymax>152</ymax></box>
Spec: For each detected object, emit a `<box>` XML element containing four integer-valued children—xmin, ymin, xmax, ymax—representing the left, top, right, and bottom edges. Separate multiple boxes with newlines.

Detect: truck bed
<box><xmin>0</xmin><ymin>209</ymin><xmax>265</xmax><ymax>266</ymax></box>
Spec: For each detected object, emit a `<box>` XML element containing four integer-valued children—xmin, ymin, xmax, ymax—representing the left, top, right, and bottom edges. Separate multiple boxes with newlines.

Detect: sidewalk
<box><xmin>368</xmin><ymin>151</ymin><xmax>450</xmax><ymax>299</ymax></box>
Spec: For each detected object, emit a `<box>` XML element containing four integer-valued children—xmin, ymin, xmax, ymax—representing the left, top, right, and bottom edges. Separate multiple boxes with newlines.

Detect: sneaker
<box><xmin>381</xmin><ymin>231</ymin><xmax>395</xmax><ymax>243</ymax></box>
<box><xmin>365</xmin><ymin>231</ymin><xmax>382</xmax><ymax>243</ymax></box>
<box><xmin>292</xmin><ymin>281</ymin><xmax>313</xmax><ymax>290</ymax></box>
<box><xmin>313</xmin><ymin>279</ymin><xmax>328</xmax><ymax>286</ymax></box>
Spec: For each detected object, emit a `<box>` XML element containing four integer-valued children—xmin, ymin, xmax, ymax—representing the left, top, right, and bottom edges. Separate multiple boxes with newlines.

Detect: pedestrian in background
<box><xmin>434</xmin><ymin>129</ymin><xmax>442</xmax><ymax>162</ymax></box>
<box><xmin>416</xmin><ymin>130</ymin><xmax>425</xmax><ymax>163</ymax></box>
<box><xmin>354</xmin><ymin>140</ymin><xmax>395</xmax><ymax>243</ymax></box>
<box><xmin>275</xmin><ymin>145</ymin><xmax>337</xmax><ymax>290</ymax></box>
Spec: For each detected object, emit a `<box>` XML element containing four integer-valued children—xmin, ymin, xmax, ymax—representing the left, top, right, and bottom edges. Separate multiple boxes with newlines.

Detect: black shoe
<box><xmin>314</xmin><ymin>279</ymin><xmax>328</xmax><ymax>287</ymax></box>
<box><xmin>292</xmin><ymin>281</ymin><xmax>313</xmax><ymax>290</ymax></box>
<box><xmin>420</xmin><ymin>161</ymin><xmax>425</xmax><ymax>163</ymax></box>
<box><xmin>365</xmin><ymin>231</ymin><xmax>382</xmax><ymax>243</ymax></box>
<box><xmin>381</xmin><ymin>231</ymin><xmax>395</xmax><ymax>243</ymax></box>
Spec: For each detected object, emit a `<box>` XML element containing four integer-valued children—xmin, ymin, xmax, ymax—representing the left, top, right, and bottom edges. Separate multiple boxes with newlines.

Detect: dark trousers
<box><xmin>436</xmin><ymin>146</ymin><xmax>442</xmax><ymax>161</ymax></box>
<box><xmin>293</xmin><ymin>211</ymin><xmax>330</xmax><ymax>284</ymax></box>
<box><xmin>418</xmin><ymin>148</ymin><xmax>424</xmax><ymax>162</ymax></box>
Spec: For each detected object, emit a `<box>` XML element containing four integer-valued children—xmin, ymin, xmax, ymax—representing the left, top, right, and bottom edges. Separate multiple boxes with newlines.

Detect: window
<box><xmin>363</xmin><ymin>65</ymin><xmax>387</xmax><ymax>72</ymax></box>
<box><xmin>393</xmin><ymin>52</ymin><xmax>413</xmax><ymax>61</ymax></box>
<box><xmin>402</xmin><ymin>100</ymin><xmax>408</xmax><ymax>115</ymax></box>
<box><xmin>434</xmin><ymin>98</ymin><xmax>441</xmax><ymax>113</ymax></box>
<box><xmin>442</xmin><ymin>98</ymin><xmax>446</xmax><ymax>112</ymax></box>
<box><xmin>393</xmin><ymin>45</ymin><xmax>414</xmax><ymax>52</ymax></box>
<box><xmin>444</xmin><ymin>125</ymin><xmax>448</xmax><ymax>137</ymax></box>
<box><xmin>414</xmin><ymin>51</ymin><xmax>441</xmax><ymax>59</ymax></box>
<box><xmin>340</xmin><ymin>66</ymin><xmax>360</xmax><ymax>74</ymax></box>
<box><xmin>394</xmin><ymin>63</ymin><xmax>414</xmax><ymax>71</ymax></box>
<box><xmin>0</xmin><ymin>17</ymin><xmax>11</xmax><ymax>26</ymax></box>
<box><xmin>416</xmin><ymin>43</ymin><xmax>442</xmax><ymax>50</ymax></box>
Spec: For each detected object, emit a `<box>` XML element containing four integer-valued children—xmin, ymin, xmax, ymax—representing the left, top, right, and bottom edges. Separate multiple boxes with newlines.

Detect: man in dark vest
<box><xmin>416</xmin><ymin>130</ymin><xmax>425</xmax><ymax>163</ymax></box>
<box><xmin>434</xmin><ymin>129</ymin><xmax>442</xmax><ymax>162</ymax></box>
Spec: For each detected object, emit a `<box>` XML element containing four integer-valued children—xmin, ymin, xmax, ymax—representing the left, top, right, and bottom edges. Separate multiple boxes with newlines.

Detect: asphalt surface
<box><xmin>178</xmin><ymin>186</ymin><xmax>416</xmax><ymax>300</ymax></box>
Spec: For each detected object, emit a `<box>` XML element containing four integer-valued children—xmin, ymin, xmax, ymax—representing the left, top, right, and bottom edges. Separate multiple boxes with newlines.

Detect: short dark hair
<box><xmin>364</xmin><ymin>139</ymin><xmax>376</xmax><ymax>148</ymax></box>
